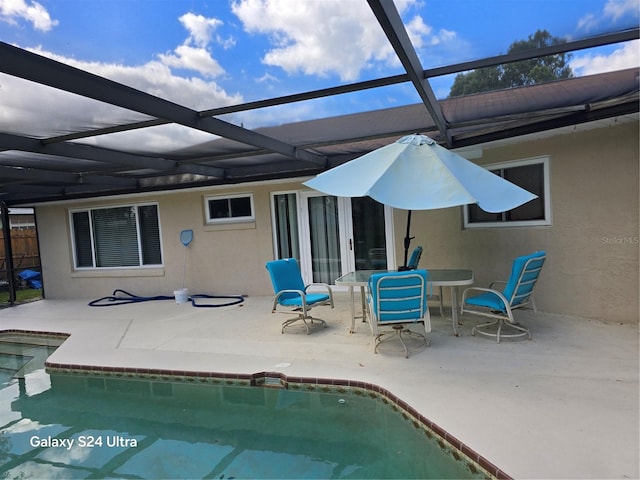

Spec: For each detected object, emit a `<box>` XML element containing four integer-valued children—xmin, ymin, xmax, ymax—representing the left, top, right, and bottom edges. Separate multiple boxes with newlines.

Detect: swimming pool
<box><xmin>0</xmin><ymin>332</ymin><xmax>505</xmax><ymax>479</ymax></box>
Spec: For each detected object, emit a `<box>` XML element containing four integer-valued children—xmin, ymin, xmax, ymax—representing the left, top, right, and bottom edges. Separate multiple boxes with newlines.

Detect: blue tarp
<box><xmin>18</xmin><ymin>269</ymin><xmax>42</xmax><ymax>289</ymax></box>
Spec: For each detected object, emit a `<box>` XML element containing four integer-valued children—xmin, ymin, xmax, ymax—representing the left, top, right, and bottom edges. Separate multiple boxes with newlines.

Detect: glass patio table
<box><xmin>335</xmin><ymin>269</ymin><xmax>474</xmax><ymax>336</ymax></box>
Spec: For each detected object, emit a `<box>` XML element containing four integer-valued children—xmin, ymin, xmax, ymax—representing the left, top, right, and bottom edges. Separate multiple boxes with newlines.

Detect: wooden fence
<box><xmin>0</xmin><ymin>227</ymin><xmax>40</xmax><ymax>275</ymax></box>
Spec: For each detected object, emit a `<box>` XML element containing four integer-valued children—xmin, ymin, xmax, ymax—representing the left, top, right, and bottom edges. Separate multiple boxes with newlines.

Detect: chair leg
<box><xmin>281</xmin><ymin>313</ymin><xmax>327</xmax><ymax>334</ymax></box>
<box><xmin>282</xmin><ymin>315</ymin><xmax>306</xmax><ymax>334</ymax></box>
<box><xmin>374</xmin><ymin>325</ymin><xmax>427</xmax><ymax>358</ymax></box>
<box><xmin>472</xmin><ymin>319</ymin><xmax>497</xmax><ymax>341</ymax></box>
<box><xmin>472</xmin><ymin>318</ymin><xmax>530</xmax><ymax>343</ymax></box>
<box><xmin>502</xmin><ymin>321</ymin><xmax>531</xmax><ymax>341</ymax></box>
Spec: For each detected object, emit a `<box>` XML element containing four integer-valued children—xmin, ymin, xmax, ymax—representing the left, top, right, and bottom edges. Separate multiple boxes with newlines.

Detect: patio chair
<box><xmin>404</xmin><ymin>246</ymin><xmax>444</xmax><ymax>313</ymax></box>
<box><xmin>408</xmin><ymin>246</ymin><xmax>423</xmax><ymax>269</ymax></box>
<box><xmin>399</xmin><ymin>245</ymin><xmax>422</xmax><ymax>271</ymax></box>
<box><xmin>461</xmin><ymin>251</ymin><xmax>546</xmax><ymax>343</ymax></box>
<box><xmin>265</xmin><ymin>258</ymin><xmax>334</xmax><ymax>334</ymax></box>
<box><xmin>367</xmin><ymin>270</ymin><xmax>431</xmax><ymax>358</ymax></box>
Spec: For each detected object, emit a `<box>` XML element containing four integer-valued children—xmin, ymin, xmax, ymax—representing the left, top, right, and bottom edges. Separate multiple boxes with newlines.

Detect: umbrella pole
<box><xmin>399</xmin><ymin>210</ymin><xmax>414</xmax><ymax>270</ymax></box>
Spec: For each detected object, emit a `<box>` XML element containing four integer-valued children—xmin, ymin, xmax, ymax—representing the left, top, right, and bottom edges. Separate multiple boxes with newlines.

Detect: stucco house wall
<box><xmin>36</xmin><ymin>181</ymin><xmax>294</xmax><ymax>300</ymax></box>
<box><xmin>36</xmin><ymin>121</ymin><xmax>638</xmax><ymax>323</ymax></box>
<box><xmin>397</xmin><ymin>122</ymin><xmax>639</xmax><ymax>323</ymax></box>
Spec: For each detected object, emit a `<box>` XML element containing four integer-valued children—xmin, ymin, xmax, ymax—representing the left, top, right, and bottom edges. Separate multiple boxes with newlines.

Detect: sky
<box><xmin>1</xmin><ymin>0</ymin><xmax>638</xmax><ymax>153</ymax></box>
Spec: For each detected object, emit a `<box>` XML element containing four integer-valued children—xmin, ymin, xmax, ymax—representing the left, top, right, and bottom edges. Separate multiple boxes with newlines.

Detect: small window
<box><xmin>464</xmin><ymin>157</ymin><xmax>551</xmax><ymax>228</ymax></box>
<box><xmin>70</xmin><ymin>203</ymin><xmax>162</xmax><ymax>269</ymax></box>
<box><xmin>205</xmin><ymin>194</ymin><xmax>254</xmax><ymax>224</ymax></box>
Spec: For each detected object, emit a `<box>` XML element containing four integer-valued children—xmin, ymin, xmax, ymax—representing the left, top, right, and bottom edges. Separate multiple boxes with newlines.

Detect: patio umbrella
<box><xmin>303</xmin><ymin>134</ymin><xmax>537</xmax><ymax>267</ymax></box>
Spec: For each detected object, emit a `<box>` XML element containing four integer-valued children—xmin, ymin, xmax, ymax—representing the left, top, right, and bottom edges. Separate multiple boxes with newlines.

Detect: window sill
<box><xmin>464</xmin><ymin>220</ymin><xmax>552</xmax><ymax>229</ymax></box>
<box><xmin>203</xmin><ymin>222</ymin><xmax>256</xmax><ymax>232</ymax></box>
<box><xmin>71</xmin><ymin>268</ymin><xmax>165</xmax><ymax>278</ymax></box>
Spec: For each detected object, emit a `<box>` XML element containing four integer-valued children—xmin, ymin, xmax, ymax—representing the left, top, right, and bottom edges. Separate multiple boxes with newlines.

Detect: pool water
<box><xmin>0</xmin><ymin>334</ymin><xmax>487</xmax><ymax>479</ymax></box>
<box><xmin>0</xmin><ymin>334</ymin><xmax>64</xmax><ymax>395</ymax></box>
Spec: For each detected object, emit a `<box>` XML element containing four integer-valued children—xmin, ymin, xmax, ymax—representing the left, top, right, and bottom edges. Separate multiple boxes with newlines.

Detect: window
<box><xmin>205</xmin><ymin>193</ymin><xmax>254</xmax><ymax>224</ymax></box>
<box><xmin>271</xmin><ymin>192</ymin><xmax>300</xmax><ymax>259</ymax></box>
<box><xmin>70</xmin><ymin>203</ymin><xmax>162</xmax><ymax>268</ymax></box>
<box><xmin>464</xmin><ymin>157</ymin><xmax>551</xmax><ymax>228</ymax></box>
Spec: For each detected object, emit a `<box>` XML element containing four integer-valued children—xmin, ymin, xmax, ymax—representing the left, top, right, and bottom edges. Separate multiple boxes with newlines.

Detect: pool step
<box><xmin>251</xmin><ymin>373</ymin><xmax>286</xmax><ymax>389</ymax></box>
<box><xmin>0</xmin><ymin>336</ymin><xmax>63</xmax><ymax>380</ymax></box>
<box><xmin>0</xmin><ymin>352</ymin><xmax>33</xmax><ymax>373</ymax></box>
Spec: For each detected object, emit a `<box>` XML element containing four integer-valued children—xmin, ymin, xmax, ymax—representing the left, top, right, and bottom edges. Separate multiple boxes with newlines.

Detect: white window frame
<box><xmin>204</xmin><ymin>193</ymin><xmax>255</xmax><ymax>224</ymax></box>
<box><xmin>463</xmin><ymin>156</ymin><xmax>551</xmax><ymax>228</ymax></box>
<box><xmin>270</xmin><ymin>190</ymin><xmax>301</xmax><ymax>260</ymax></box>
<box><xmin>69</xmin><ymin>202</ymin><xmax>163</xmax><ymax>270</ymax></box>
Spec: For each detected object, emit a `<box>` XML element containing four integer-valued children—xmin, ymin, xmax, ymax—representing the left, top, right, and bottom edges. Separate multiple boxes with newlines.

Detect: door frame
<box><xmin>297</xmin><ymin>191</ymin><xmax>396</xmax><ymax>285</ymax></box>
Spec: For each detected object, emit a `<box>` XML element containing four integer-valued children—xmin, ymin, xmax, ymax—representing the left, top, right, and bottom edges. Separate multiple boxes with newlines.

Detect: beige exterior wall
<box><xmin>36</xmin><ymin>122</ymin><xmax>638</xmax><ymax>323</ymax></box>
<box><xmin>37</xmin><ymin>181</ymin><xmax>298</xmax><ymax>300</ymax></box>
<box><xmin>394</xmin><ymin>122</ymin><xmax>639</xmax><ymax>323</ymax></box>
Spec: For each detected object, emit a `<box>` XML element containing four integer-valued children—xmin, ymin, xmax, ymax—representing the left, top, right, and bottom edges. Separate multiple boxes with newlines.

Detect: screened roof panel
<box><xmin>0</xmin><ymin>74</ymin><xmax>154</xmax><ymax>140</ymax></box>
<box><xmin>0</xmin><ymin>0</ymin><xmax>637</xmax><ymax>206</ymax></box>
<box><xmin>0</xmin><ymin>151</ymin><xmax>110</xmax><ymax>172</ymax></box>
<box><xmin>71</xmin><ymin>124</ymin><xmax>219</xmax><ymax>156</ymax></box>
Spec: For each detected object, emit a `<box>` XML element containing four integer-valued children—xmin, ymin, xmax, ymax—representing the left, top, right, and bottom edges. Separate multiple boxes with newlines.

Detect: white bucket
<box><xmin>174</xmin><ymin>288</ymin><xmax>189</xmax><ymax>304</ymax></box>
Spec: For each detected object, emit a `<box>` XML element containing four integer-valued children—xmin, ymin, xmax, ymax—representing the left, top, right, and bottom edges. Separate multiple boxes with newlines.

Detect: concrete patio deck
<box><xmin>1</xmin><ymin>294</ymin><xmax>638</xmax><ymax>479</ymax></box>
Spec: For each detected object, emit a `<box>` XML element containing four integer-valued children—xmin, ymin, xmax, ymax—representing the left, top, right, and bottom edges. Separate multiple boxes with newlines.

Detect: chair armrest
<box><xmin>304</xmin><ymin>283</ymin><xmax>334</xmax><ymax>307</ymax></box>
<box><xmin>305</xmin><ymin>282</ymin><xmax>332</xmax><ymax>291</ymax></box>
<box><xmin>461</xmin><ymin>286</ymin><xmax>510</xmax><ymax>310</ymax></box>
<box><xmin>488</xmin><ymin>280</ymin><xmax>507</xmax><ymax>289</ymax></box>
<box><xmin>273</xmin><ymin>289</ymin><xmax>307</xmax><ymax>312</ymax></box>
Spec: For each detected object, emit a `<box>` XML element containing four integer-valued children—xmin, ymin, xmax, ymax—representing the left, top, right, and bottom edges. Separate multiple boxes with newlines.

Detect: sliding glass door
<box><xmin>303</xmin><ymin>193</ymin><xmax>342</xmax><ymax>284</ymax></box>
<box><xmin>272</xmin><ymin>191</ymin><xmax>395</xmax><ymax>285</ymax></box>
<box><xmin>350</xmin><ymin>196</ymin><xmax>389</xmax><ymax>271</ymax></box>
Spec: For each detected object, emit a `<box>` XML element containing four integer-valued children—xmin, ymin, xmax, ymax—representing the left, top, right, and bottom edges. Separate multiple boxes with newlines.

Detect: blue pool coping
<box><xmin>2</xmin><ymin>328</ymin><xmax>511</xmax><ymax>479</ymax></box>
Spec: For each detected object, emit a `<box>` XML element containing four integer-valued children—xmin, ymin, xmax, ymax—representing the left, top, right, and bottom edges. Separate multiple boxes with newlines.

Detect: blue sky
<box><xmin>1</xmin><ymin>0</ymin><xmax>638</xmax><ymax>152</ymax></box>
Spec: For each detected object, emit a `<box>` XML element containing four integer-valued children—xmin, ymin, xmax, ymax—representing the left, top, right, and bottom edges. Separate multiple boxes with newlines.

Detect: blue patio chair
<box><xmin>367</xmin><ymin>270</ymin><xmax>431</xmax><ymax>358</ymax></box>
<box><xmin>461</xmin><ymin>251</ymin><xmax>546</xmax><ymax>343</ymax></box>
<box><xmin>399</xmin><ymin>245</ymin><xmax>423</xmax><ymax>271</ymax></box>
<box><xmin>265</xmin><ymin>258</ymin><xmax>334</xmax><ymax>334</ymax></box>
<box><xmin>407</xmin><ymin>246</ymin><xmax>423</xmax><ymax>269</ymax></box>
<box><xmin>404</xmin><ymin>246</ymin><xmax>444</xmax><ymax>313</ymax></box>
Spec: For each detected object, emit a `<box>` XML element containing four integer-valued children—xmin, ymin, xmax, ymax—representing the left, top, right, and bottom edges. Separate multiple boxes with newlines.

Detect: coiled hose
<box><xmin>88</xmin><ymin>289</ymin><xmax>244</xmax><ymax>308</ymax></box>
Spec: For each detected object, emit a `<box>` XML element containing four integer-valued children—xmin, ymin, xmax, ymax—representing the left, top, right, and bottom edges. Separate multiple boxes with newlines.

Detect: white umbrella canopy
<box><xmin>304</xmin><ymin>134</ymin><xmax>536</xmax><ymax>212</ymax></box>
<box><xmin>303</xmin><ymin>134</ymin><xmax>537</xmax><ymax>267</ymax></box>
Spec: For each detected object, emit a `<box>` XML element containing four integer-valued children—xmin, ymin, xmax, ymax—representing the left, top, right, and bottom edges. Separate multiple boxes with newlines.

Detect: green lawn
<box><xmin>0</xmin><ymin>288</ymin><xmax>43</xmax><ymax>305</ymax></box>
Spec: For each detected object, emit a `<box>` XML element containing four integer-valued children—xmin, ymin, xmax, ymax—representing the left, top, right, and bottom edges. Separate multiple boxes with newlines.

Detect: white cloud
<box><xmin>426</xmin><ymin>28</ymin><xmax>457</xmax><ymax>47</ymax></box>
<box><xmin>76</xmin><ymin>124</ymin><xmax>216</xmax><ymax>155</ymax></box>
<box><xmin>1</xmin><ymin>7</ymin><xmax>252</xmax><ymax>153</ymax></box>
<box><xmin>158</xmin><ymin>44</ymin><xmax>225</xmax><ymax>78</ymax></box>
<box><xmin>0</xmin><ymin>0</ymin><xmax>58</xmax><ymax>31</ymax></box>
<box><xmin>231</xmin><ymin>0</ymin><xmax>382</xmax><ymax>81</ymax></box>
<box><xmin>570</xmin><ymin>39</ymin><xmax>640</xmax><ymax>75</ymax></box>
<box><xmin>256</xmin><ymin>72</ymin><xmax>280</xmax><ymax>83</ymax></box>
<box><xmin>603</xmin><ymin>0</ymin><xmax>639</xmax><ymax>21</ymax></box>
<box><xmin>27</xmin><ymin>46</ymin><xmax>240</xmax><ymax>110</ymax></box>
<box><xmin>578</xmin><ymin>0</ymin><xmax>639</xmax><ymax>32</ymax></box>
<box><xmin>216</xmin><ymin>34</ymin><xmax>237</xmax><ymax>50</ymax></box>
<box><xmin>230</xmin><ymin>0</ymin><xmax>445</xmax><ymax>82</ymax></box>
<box><xmin>405</xmin><ymin>15</ymin><xmax>432</xmax><ymax>48</ymax></box>
<box><xmin>156</xmin><ymin>12</ymin><xmax>227</xmax><ymax>78</ymax></box>
<box><xmin>577</xmin><ymin>13</ymin><xmax>599</xmax><ymax>32</ymax></box>
<box><xmin>0</xmin><ymin>44</ymin><xmax>243</xmax><ymax>153</ymax></box>
<box><xmin>179</xmin><ymin>12</ymin><xmax>223</xmax><ymax>47</ymax></box>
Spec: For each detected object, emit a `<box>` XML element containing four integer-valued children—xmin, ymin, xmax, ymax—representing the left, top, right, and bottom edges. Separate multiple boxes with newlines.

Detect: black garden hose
<box><xmin>88</xmin><ymin>289</ymin><xmax>244</xmax><ymax>308</ymax></box>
